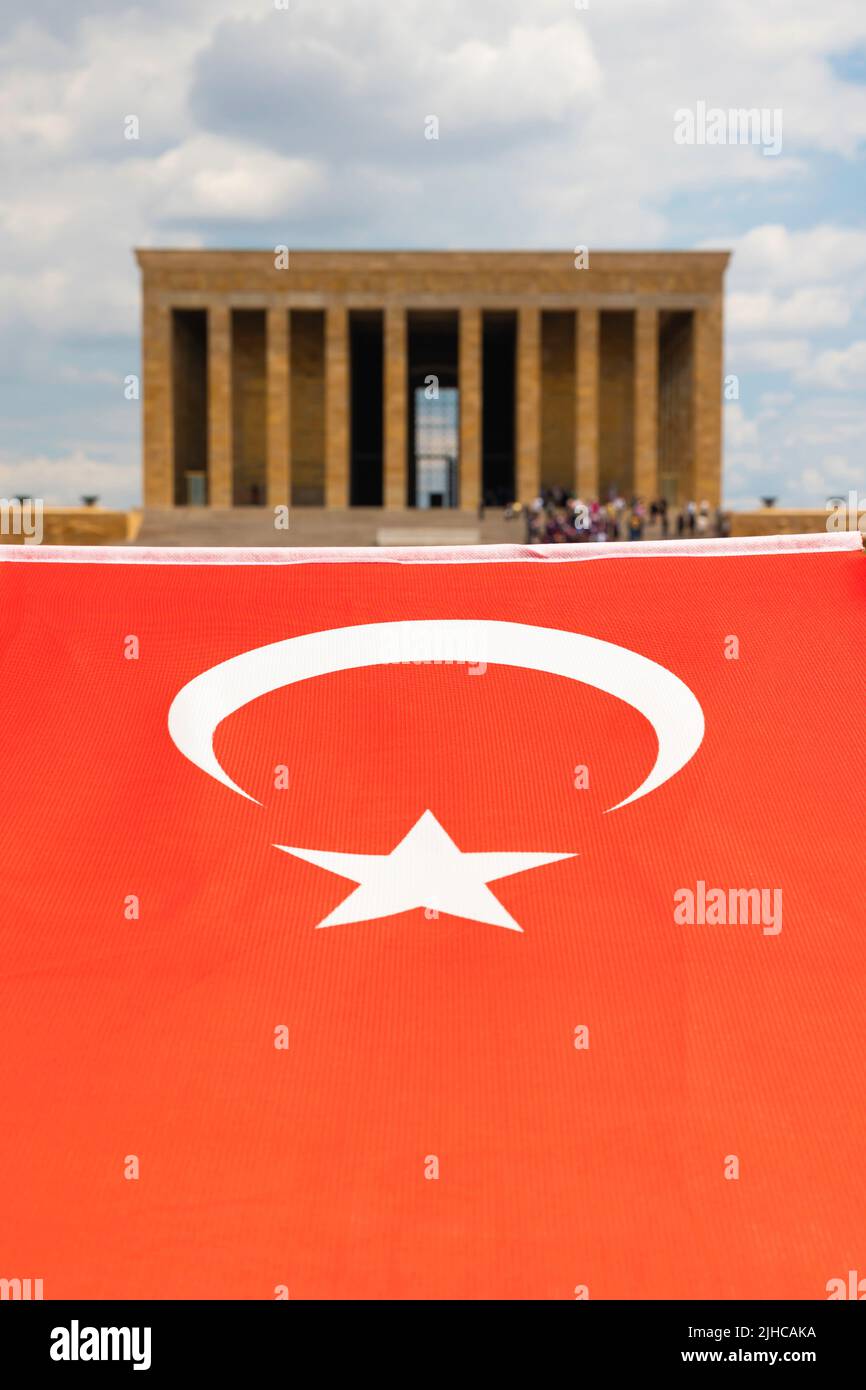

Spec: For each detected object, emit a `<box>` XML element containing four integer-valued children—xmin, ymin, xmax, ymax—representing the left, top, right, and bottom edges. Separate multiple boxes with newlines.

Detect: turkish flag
<box><xmin>1</xmin><ymin>532</ymin><xmax>864</xmax><ymax>1300</ymax></box>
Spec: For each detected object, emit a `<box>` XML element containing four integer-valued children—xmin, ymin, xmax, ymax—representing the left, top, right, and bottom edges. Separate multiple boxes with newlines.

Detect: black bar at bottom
<box><xmin>0</xmin><ymin>1298</ymin><xmax>861</xmax><ymax>1375</ymax></box>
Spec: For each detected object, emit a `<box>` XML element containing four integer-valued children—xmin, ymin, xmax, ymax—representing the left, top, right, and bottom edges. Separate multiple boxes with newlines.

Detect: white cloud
<box><xmin>146</xmin><ymin>137</ymin><xmax>326</xmax><ymax>221</ymax></box>
<box><xmin>0</xmin><ymin>448</ymin><xmax>137</xmax><ymax>508</ymax></box>
<box><xmin>0</xmin><ymin>10</ymin><xmax>203</xmax><ymax>161</ymax></box>
<box><xmin>728</xmin><ymin>337</ymin><xmax>812</xmax><ymax>372</ymax></box>
<box><xmin>723</xmin><ymin>396</ymin><xmax>866</xmax><ymax>506</ymax></box>
<box><xmin>804</xmin><ymin>340</ymin><xmax>866</xmax><ymax>390</ymax></box>
<box><xmin>727</xmin><ymin>287</ymin><xmax>852</xmax><ymax>332</ymax></box>
<box><xmin>725</xmin><ymin>223</ymin><xmax>866</xmax><ymax>287</ymax></box>
<box><xmin>433</xmin><ymin>24</ymin><xmax>602</xmax><ymax>128</ymax></box>
<box><xmin>795</xmin><ymin>457</ymin><xmax>864</xmax><ymax>500</ymax></box>
<box><xmin>723</xmin><ymin>402</ymin><xmax>759</xmax><ymax>447</ymax></box>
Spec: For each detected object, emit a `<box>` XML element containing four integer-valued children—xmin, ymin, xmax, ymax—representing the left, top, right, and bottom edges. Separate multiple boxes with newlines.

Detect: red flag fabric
<box><xmin>1</xmin><ymin>531</ymin><xmax>864</xmax><ymax>1300</ymax></box>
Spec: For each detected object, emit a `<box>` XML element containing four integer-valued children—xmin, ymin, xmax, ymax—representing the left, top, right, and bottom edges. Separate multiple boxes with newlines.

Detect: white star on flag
<box><xmin>274</xmin><ymin>809</ymin><xmax>575</xmax><ymax>932</ymax></box>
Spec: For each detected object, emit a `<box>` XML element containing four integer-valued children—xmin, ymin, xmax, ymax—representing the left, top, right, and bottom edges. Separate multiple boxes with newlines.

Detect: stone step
<box><xmin>134</xmin><ymin>508</ymin><xmax>518</xmax><ymax>548</ymax></box>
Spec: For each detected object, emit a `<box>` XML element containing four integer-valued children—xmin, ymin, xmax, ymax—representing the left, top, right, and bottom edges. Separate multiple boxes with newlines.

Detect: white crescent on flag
<box><xmin>167</xmin><ymin>619</ymin><xmax>704</xmax><ymax>812</ymax></box>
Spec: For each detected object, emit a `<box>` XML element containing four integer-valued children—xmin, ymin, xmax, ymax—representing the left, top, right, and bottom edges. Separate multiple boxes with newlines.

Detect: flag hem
<box><xmin>0</xmin><ymin>531</ymin><xmax>861</xmax><ymax>564</ymax></box>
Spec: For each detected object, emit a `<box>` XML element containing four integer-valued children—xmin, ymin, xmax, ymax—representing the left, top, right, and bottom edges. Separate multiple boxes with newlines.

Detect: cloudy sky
<box><xmin>2</xmin><ymin>0</ymin><xmax>866</xmax><ymax>509</ymax></box>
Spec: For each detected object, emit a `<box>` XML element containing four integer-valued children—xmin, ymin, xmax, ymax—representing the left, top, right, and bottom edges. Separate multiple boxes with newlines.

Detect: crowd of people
<box><xmin>504</xmin><ymin>489</ymin><xmax>730</xmax><ymax>544</ymax></box>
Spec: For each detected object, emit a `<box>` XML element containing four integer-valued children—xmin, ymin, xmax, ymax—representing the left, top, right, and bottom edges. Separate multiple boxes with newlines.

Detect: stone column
<box><xmin>383</xmin><ymin>305</ymin><xmax>407</xmax><ymax>510</ymax></box>
<box><xmin>459</xmin><ymin>306</ymin><xmax>482</xmax><ymax>512</ymax></box>
<box><xmin>516</xmin><ymin>305</ymin><xmax>541</xmax><ymax>504</ymax></box>
<box><xmin>693</xmin><ymin>299</ymin><xmax>723</xmax><ymax>507</ymax></box>
<box><xmin>208</xmin><ymin>304</ymin><xmax>233</xmax><ymax>508</ymax></box>
<box><xmin>142</xmin><ymin>297</ymin><xmax>173</xmax><ymax>507</ymax></box>
<box><xmin>325</xmin><ymin>304</ymin><xmax>350</xmax><ymax>509</ymax></box>
<box><xmin>266</xmin><ymin>307</ymin><xmax>290</xmax><ymax>510</ymax></box>
<box><xmin>633</xmin><ymin>307</ymin><xmax>659</xmax><ymax>501</ymax></box>
<box><xmin>575</xmin><ymin>307</ymin><xmax>599</xmax><ymax>499</ymax></box>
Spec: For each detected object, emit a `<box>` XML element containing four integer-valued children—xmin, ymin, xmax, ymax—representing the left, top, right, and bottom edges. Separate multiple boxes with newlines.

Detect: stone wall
<box><xmin>290</xmin><ymin>310</ymin><xmax>325</xmax><ymax>506</ymax></box>
<box><xmin>231</xmin><ymin>310</ymin><xmax>267</xmax><ymax>505</ymax></box>
<box><xmin>540</xmin><ymin>311</ymin><xmax>575</xmax><ymax>491</ymax></box>
<box><xmin>599</xmin><ymin>310</ymin><xmax>634</xmax><ymax>498</ymax></box>
<box><xmin>658</xmin><ymin>312</ymin><xmax>693</xmax><ymax>504</ymax></box>
<box><xmin>729</xmin><ymin>510</ymin><xmax>832</xmax><ymax>537</ymax></box>
<box><xmin>0</xmin><ymin>510</ymin><xmax>138</xmax><ymax>545</ymax></box>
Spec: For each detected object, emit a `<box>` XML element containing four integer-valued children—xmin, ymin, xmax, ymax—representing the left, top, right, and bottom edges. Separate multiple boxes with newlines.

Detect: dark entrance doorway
<box><xmin>482</xmin><ymin>311</ymin><xmax>516</xmax><ymax>506</ymax></box>
<box><xmin>407</xmin><ymin>311</ymin><xmax>459</xmax><ymax>508</ymax></box>
<box><xmin>349</xmin><ymin>311</ymin><xmax>384</xmax><ymax>506</ymax></box>
<box><xmin>413</xmin><ymin>386</ymin><xmax>459</xmax><ymax>507</ymax></box>
<box><xmin>171</xmin><ymin>309</ymin><xmax>208</xmax><ymax>506</ymax></box>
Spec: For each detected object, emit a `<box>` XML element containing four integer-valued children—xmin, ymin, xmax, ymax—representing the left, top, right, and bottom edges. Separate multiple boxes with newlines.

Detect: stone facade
<box><xmin>136</xmin><ymin>249</ymin><xmax>729</xmax><ymax>512</ymax></box>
